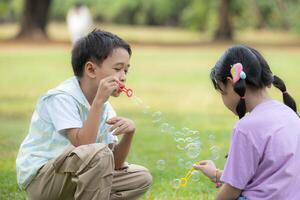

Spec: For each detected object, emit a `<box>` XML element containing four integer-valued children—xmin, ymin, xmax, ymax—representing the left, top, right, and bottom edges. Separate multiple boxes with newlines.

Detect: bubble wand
<box><xmin>117</xmin><ymin>80</ymin><xmax>133</xmax><ymax>97</ymax></box>
<box><xmin>180</xmin><ymin>166</ymin><xmax>195</xmax><ymax>187</ymax></box>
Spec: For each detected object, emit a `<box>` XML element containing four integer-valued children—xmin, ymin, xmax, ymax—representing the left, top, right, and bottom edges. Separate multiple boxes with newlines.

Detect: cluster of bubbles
<box><xmin>130</xmin><ymin>94</ymin><xmax>221</xmax><ymax>190</ymax></box>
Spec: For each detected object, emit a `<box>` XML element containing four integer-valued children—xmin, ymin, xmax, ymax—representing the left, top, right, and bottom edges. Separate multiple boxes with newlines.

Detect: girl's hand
<box><xmin>106</xmin><ymin>117</ymin><xmax>135</xmax><ymax>135</ymax></box>
<box><xmin>193</xmin><ymin>160</ymin><xmax>217</xmax><ymax>180</ymax></box>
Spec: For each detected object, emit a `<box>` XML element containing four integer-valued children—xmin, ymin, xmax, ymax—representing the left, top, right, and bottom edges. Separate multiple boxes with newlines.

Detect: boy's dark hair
<box><xmin>210</xmin><ymin>45</ymin><xmax>298</xmax><ymax>119</ymax></box>
<box><xmin>71</xmin><ymin>29</ymin><xmax>132</xmax><ymax>77</ymax></box>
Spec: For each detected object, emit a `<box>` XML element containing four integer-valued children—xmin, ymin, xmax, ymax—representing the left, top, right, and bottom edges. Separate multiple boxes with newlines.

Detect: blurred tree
<box><xmin>276</xmin><ymin>0</ymin><xmax>289</xmax><ymax>29</ymax></box>
<box><xmin>16</xmin><ymin>0</ymin><xmax>52</xmax><ymax>40</ymax></box>
<box><xmin>181</xmin><ymin>0</ymin><xmax>212</xmax><ymax>31</ymax></box>
<box><xmin>214</xmin><ymin>0</ymin><xmax>233</xmax><ymax>41</ymax></box>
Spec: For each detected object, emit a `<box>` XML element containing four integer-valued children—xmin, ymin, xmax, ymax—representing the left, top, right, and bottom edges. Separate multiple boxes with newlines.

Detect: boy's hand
<box><xmin>107</xmin><ymin>117</ymin><xmax>135</xmax><ymax>135</ymax></box>
<box><xmin>95</xmin><ymin>76</ymin><xmax>119</xmax><ymax>103</ymax></box>
<box><xmin>193</xmin><ymin>160</ymin><xmax>217</xmax><ymax>180</ymax></box>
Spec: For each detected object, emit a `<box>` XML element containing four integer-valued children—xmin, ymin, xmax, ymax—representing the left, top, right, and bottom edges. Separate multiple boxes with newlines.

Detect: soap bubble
<box><xmin>185</xmin><ymin>161</ymin><xmax>194</xmax><ymax>169</ymax></box>
<box><xmin>192</xmin><ymin>130</ymin><xmax>200</xmax><ymax>135</ymax></box>
<box><xmin>156</xmin><ymin>159</ymin><xmax>166</xmax><ymax>170</ymax></box>
<box><xmin>177</xmin><ymin>158</ymin><xmax>185</xmax><ymax>168</ymax></box>
<box><xmin>132</xmin><ymin>95</ymin><xmax>143</xmax><ymax>106</ymax></box>
<box><xmin>209</xmin><ymin>146</ymin><xmax>220</xmax><ymax>161</ymax></box>
<box><xmin>185</xmin><ymin>137</ymin><xmax>193</xmax><ymax>143</ymax></box>
<box><xmin>160</xmin><ymin>123</ymin><xmax>170</xmax><ymax>133</ymax></box>
<box><xmin>187</xmin><ymin>130</ymin><xmax>195</xmax><ymax>136</ymax></box>
<box><xmin>191</xmin><ymin>170</ymin><xmax>200</xmax><ymax>182</ymax></box>
<box><xmin>168</xmin><ymin>126</ymin><xmax>176</xmax><ymax>133</ymax></box>
<box><xmin>185</xmin><ymin>142</ymin><xmax>201</xmax><ymax>159</ymax></box>
<box><xmin>182</xmin><ymin>127</ymin><xmax>189</xmax><ymax>133</ymax></box>
<box><xmin>174</xmin><ymin>131</ymin><xmax>183</xmax><ymax>138</ymax></box>
<box><xmin>208</xmin><ymin>132</ymin><xmax>216</xmax><ymax>144</ymax></box>
<box><xmin>175</xmin><ymin>138</ymin><xmax>185</xmax><ymax>150</ymax></box>
<box><xmin>171</xmin><ymin>179</ymin><xmax>181</xmax><ymax>189</ymax></box>
<box><xmin>152</xmin><ymin>111</ymin><xmax>162</xmax><ymax>123</ymax></box>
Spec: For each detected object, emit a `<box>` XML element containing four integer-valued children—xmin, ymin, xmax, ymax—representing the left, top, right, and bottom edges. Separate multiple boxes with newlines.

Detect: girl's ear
<box><xmin>84</xmin><ymin>61</ymin><xmax>97</xmax><ymax>78</ymax></box>
<box><xmin>226</xmin><ymin>77</ymin><xmax>234</xmax><ymax>86</ymax></box>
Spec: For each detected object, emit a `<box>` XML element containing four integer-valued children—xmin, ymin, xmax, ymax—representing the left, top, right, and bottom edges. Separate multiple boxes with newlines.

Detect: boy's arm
<box><xmin>65</xmin><ymin>76</ymin><xmax>119</xmax><ymax>146</ymax></box>
<box><xmin>106</xmin><ymin>117</ymin><xmax>135</xmax><ymax>169</ymax></box>
<box><xmin>113</xmin><ymin>131</ymin><xmax>134</xmax><ymax>169</ymax></box>
<box><xmin>65</xmin><ymin>100</ymin><xmax>104</xmax><ymax>146</ymax></box>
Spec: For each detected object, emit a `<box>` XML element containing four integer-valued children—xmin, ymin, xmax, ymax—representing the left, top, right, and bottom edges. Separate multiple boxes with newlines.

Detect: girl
<box><xmin>194</xmin><ymin>45</ymin><xmax>300</xmax><ymax>200</ymax></box>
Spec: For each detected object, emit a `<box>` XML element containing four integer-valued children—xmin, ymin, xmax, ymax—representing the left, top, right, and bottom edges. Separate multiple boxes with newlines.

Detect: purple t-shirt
<box><xmin>221</xmin><ymin>100</ymin><xmax>300</xmax><ymax>200</ymax></box>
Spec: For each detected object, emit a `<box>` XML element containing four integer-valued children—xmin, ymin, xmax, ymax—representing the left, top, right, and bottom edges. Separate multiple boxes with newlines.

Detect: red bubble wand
<box><xmin>117</xmin><ymin>81</ymin><xmax>133</xmax><ymax>97</ymax></box>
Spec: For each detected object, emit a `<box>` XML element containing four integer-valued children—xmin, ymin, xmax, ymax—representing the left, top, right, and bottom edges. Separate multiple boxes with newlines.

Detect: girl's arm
<box><xmin>215</xmin><ymin>183</ymin><xmax>241</xmax><ymax>200</ymax></box>
<box><xmin>193</xmin><ymin>160</ymin><xmax>242</xmax><ymax>200</ymax></box>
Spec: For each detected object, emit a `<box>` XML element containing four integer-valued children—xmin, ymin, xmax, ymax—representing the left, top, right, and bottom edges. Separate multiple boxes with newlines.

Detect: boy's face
<box><xmin>94</xmin><ymin>47</ymin><xmax>131</xmax><ymax>97</ymax></box>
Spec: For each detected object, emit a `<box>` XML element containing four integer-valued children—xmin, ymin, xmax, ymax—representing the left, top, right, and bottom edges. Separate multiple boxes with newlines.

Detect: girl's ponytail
<box><xmin>234</xmin><ymin>80</ymin><xmax>247</xmax><ymax>119</ymax></box>
<box><xmin>273</xmin><ymin>75</ymin><xmax>298</xmax><ymax>115</ymax></box>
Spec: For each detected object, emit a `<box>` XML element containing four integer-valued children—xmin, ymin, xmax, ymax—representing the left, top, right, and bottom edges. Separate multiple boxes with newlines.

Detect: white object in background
<box><xmin>66</xmin><ymin>4</ymin><xmax>93</xmax><ymax>44</ymax></box>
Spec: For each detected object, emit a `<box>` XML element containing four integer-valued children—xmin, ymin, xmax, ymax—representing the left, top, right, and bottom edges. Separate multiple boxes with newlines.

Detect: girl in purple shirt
<box><xmin>193</xmin><ymin>45</ymin><xmax>300</xmax><ymax>200</ymax></box>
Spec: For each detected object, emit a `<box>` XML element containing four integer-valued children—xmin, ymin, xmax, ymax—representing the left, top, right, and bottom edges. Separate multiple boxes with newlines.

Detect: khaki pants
<box><xmin>26</xmin><ymin>143</ymin><xmax>152</xmax><ymax>200</ymax></box>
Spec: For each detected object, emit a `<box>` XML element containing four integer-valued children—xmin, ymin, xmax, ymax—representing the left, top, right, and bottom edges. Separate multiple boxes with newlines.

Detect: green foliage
<box><xmin>180</xmin><ymin>0</ymin><xmax>212</xmax><ymax>31</ymax></box>
<box><xmin>3</xmin><ymin>0</ymin><xmax>300</xmax><ymax>34</ymax></box>
<box><xmin>0</xmin><ymin>0</ymin><xmax>22</xmax><ymax>21</ymax></box>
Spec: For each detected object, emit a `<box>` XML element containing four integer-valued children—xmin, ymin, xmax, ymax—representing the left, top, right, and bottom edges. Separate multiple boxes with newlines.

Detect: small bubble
<box><xmin>177</xmin><ymin>158</ymin><xmax>185</xmax><ymax>168</ymax></box>
<box><xmin>185</xmin><ymin>142</ymin><xmax>201</xmax><ymax>159</ymax></box>
<box><xmin>182</xmin><ymin>127</ymin><xmax>189</xmax><ymax>133</ymax></box>
<box><xmin>171</xmin><ymin>179</ymin><xmax>181</xmax><ymax>189</ymax></box>
<box><xmin>168</xmin><ymin>126</ymin><xmax>176</xmax><ymax>133</ymax></box>
<box><xmin>156</xmin><ymin>159</ymin><xmax>166</xmax><ymax>170</ymax></box>
<box><xmin>191</xmin><ymin>170</ymin><xmax>200</xmax><ymax>182</ymax></box>
<box><xmin>185</xmin><ymin>137</ymin><xmax>193</xmax><ymax>143</ymax></box>
<box><xmin>185</xmin><ymin>161</ymin><xmax>194</xmax><ymax>169</ymax></box>
<box><xmin>174</xmin><ymin>131</ymin><xmax>183</xmax><ymax>137</ymax></box>
<box><xmin>208</xmin><ymin>132</ymin><xmax>216</xmax><ymax>143</ymax></box>
<box><xmin>209</xmin><ymin>146</ymin><xmax>220</xmax><ymax>161</ymax></box>
<box><xmin>152</xmin><ymin>111</ymin><xmax>162</xmax><ymax>123</ymax></box>
<box><xmin>192</xmin><ymin>130</ymin><xmax>200</xmax><ymax>135</ymax></box>
<box><xmin>175</xmin><ymin>138</ymin><xmax>185</xmax><ymax>150</ymax></box>
<box><xmin>160</xmin><ymin>123</ymin><xmax>170</xmax><ymax>133</ymax></box>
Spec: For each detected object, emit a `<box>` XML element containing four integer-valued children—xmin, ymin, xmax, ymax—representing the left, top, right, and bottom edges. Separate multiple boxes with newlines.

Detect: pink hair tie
<box><xmin>240</xmin><ymin>96</ymin><xmax>246</xmax><ymax>100</ymax></box>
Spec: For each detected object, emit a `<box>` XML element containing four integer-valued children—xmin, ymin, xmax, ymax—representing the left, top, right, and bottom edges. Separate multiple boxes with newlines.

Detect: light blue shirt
<box><xmin>16</xmin><ymin>76</ymin><xmax>118</xmax><ymax>189</ymax></box>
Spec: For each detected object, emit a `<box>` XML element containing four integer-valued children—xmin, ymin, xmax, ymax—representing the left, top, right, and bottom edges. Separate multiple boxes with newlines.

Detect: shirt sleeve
<box><xmin>220</xmin><ymin>128</ymin><xmax>260</xmax><ymax>190</ymax></box>
<box><xmin>42</xmin><ymin>94</ymin><xmax>83</xmax><ymax>132</ymax></box>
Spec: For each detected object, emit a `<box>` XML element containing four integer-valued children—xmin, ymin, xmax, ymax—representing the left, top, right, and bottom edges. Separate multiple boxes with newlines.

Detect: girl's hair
<box><xmin>210</xmin><ymin>45</ymin><xmax>298</xmax><ymax>119</ymax></box>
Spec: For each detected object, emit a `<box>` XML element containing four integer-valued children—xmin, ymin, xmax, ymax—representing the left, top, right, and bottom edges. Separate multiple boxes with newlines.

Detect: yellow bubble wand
<box><xmin>179</xmin><ymin>166</ymin><xmax>195</xmax><ymax>187</ymax></box>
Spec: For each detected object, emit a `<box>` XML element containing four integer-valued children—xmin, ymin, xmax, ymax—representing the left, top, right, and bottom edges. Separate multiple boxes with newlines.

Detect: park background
<box><xmin>0</xmin><ymin>0</ymin><xmax>300</xmax><ymax>199</ymax></box>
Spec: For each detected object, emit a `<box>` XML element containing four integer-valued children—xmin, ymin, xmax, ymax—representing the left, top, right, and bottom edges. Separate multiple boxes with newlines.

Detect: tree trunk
<box><xmin>214</xmin><ymin>0</ymin><xmax>233</xmax><ymax>41</ymax></box>
<box><xmin>16</xmin><ymin>0</ymin><xmax>52</xmax><ymax>40</ymax></box>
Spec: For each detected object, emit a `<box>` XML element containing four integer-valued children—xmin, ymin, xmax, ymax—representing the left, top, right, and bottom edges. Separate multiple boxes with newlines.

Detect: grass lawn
<box><xmin>1</xmin><ymin>25</ymin><xmax>300</xmax><ymax>199</ymax></box>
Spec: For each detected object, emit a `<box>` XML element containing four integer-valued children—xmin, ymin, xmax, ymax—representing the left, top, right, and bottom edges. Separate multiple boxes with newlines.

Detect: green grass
<box><xmin>1</xmin><ymin>36</ymin><xmax>300</xmax><ymax>199</ymax></box>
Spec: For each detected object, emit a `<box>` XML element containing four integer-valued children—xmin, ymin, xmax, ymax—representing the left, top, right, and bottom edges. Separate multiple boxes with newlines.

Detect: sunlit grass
<box><xmin>0</xmin><ymin>32</ymin><xmax>300</xmax><ymax>199</ymax></box>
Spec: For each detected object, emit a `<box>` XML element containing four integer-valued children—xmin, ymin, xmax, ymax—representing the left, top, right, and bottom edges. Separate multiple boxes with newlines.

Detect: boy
<box><xmin>16</xmin><ymin>30</ymin><xmax>152</xmax><ymax>199</ymax></box>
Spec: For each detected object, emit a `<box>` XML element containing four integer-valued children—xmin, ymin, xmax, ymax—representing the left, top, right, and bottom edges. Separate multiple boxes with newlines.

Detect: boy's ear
<box><xmin>84</xmin><ymin>61</ymin><xmax>97</xmax><ymax>78</ymax></box>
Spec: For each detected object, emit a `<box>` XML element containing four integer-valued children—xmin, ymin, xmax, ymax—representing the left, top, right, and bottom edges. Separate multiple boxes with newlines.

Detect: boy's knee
<box><xmin>91</xmin><ymin>144</ymin><xmax>114</xmax><ymax>166</ymax></box>
<box><xmin>143</xmin><ymin>170</ymin><xmax>153</xmax><ymax>188</ymax></box>
<box><xmin>137</xmin><ymin>169</ymin><xmax>153</xmax><ymax>189</ymax></box>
